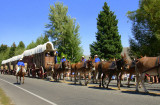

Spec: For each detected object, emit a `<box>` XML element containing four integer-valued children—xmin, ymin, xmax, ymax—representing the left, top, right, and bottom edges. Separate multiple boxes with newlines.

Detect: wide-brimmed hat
<box><xmin>95</xmin><ymin>55</ymin><xmax>98</xmax><ymax>57</ymax></box>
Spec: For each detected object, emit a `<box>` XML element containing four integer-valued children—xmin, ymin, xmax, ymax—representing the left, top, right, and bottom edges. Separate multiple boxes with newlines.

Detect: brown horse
<box><xmin>74</xmin><ymin>59</ymin><xmax>93</xmax><ymax>85</ymax></box>
<box><xmin>135</xmin><ymin>56</ymin><xmax>160</xmax><ymax>93</ymax></box>
<box><xmin>91</xmin><ymin>57</ymin><xmax>101</xmax><ymax>83</ymax></box>
<box><xmin>98</xmin><ymin>54</ymin><xmax>129</xmax><ymax>89</ymax></box>
<box><xmin>53</xmin><ymin>60</ymin><xmax>71</xmax><ymax>81</ymax></box>
<box><xmin>122</xmin><ymin>59</ymin><xmax>137</xmax><ymax>87</ymax></box>
<box><xmin>70</xmin><ymin>63</ymin><xmax>76</xmax><ymax>81</ymax></box>
<box><xmin>16</xmin><ymin>66</ymin><xmax>26</xmax><ymax>84</ymax></box>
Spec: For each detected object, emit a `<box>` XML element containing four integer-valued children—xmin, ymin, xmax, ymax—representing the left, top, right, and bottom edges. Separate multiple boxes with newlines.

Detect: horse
<box><xmin>74</xmin><ymin>59</ymin><xmax>93</xmax><ymax>85</ymax></box>
<box><xmin>70</xmin><ymin>63</ymin><xmax>76</xmax><ymax>81</ymax></box>
<box><xmin>98</xmin><ymin>54</ymin><xmax>129</xmax><ymax>89</ymax></box>
<box><xmin>53</xmin><ymin>60</ymin><xmax>71</xmax><ymax>81</ymax></box>
<box><xmin>91</xmin><ymin>57</ymin><xmax>101</xmax><ymax>83</ymax></box>
<box><xmin>16</xmin><ymin>65</ymin><xmax>26</xmax><ymax>84</ymax></box>
<box><xmin>122</xmin><ymin>59</ymin><xmax>137</xmax><ymax>87</ymax></box>
<box><xmin>135</xmin><ymin>56</ymin><xmax>160</xmax><ymax>93</ymax></box>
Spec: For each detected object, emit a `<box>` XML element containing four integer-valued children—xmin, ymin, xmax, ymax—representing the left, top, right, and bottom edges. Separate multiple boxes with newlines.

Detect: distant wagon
<box><xmin>1</xmin><ymin>42</ymin><xmax>56</xmax><ymax>79</ymax></box>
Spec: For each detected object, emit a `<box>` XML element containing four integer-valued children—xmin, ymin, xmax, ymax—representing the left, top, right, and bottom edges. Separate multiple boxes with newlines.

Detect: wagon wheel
<box><xmin>39</xmin><ymin>66</ymin><xmax>44</xmax><ymax>79</ymax></box>
<box><xmin>27</xmin><ymin>68</ymin><xmax>31</xmax><ymax>77</ymax></box>
<box><xmin>32</xmin><ymin>69</ymin><xmax>36</xmax><ymax>78</ymax></box>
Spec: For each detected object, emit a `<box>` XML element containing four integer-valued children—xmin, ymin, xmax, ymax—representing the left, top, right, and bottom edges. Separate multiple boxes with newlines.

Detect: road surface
<box><xmin>0</xmin><ymin>74</ymin><xmax>160</xmax><ymax>105</ymax></box>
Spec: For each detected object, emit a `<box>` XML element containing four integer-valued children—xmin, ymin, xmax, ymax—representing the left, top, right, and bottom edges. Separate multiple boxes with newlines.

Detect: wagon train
<box><xmin>1</xmin><ymin>42</ymin><xmax>57</xmax><ymax>79</ymax></box>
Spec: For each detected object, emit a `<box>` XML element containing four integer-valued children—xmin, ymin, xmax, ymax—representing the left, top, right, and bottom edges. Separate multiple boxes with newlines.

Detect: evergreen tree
<box><xmin>0</xmin><ymin>44</ymin><xmax>8</xmax><ymax>53</ymax></box>
<box><xmin>15</xmin><ymin>41</ymin><xmax>25</xmax><ymax>55</ymax></box>
<box><xmin>26</xmin><ymin>41</ymin><xmax>36</xmax><ymax>50</ymax></box>
<box><xmin>0</xmin><ymin>44</ymin><xmax>9</xmax><ymax>66</ymax></box>
<box><xmin>42</xmin><ymin>34</ymin><xmax>49</xmax><ymax>44</ymax></box>
<box><xmin>17</xmin><ymin>41</ymin><xmax>25</xmax><ymax>49</ymax></box>
<box><xmin>9</xmin><ymin>42</ymin><xmax>16</xmax><ymax>58</ymax></box>
<box><xmin>90</xmin><ymin>2</ymin><xmax>122</xmax><ymax>59</ymax></box>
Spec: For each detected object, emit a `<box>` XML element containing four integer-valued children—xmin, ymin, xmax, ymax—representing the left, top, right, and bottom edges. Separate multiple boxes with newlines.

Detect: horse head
<box><xmin>117</xmin><ymin>53</ymin><xmax>129</xmax><ymax>70</ymax></box>
<box><xmin>62</xmin><ymin>60</ymin><xmax>71</xmax><ymax>70</ymax></box>
<box><xmin>86</xmin><ymin>59</ymin><xmax>94</xmax><ymax>70</ymax></box>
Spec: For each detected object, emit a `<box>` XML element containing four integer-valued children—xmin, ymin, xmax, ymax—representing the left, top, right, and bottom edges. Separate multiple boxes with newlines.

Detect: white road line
<box><xmin>0</xmin><ymin>78</ymin><xmax>57</xmax><ymax>105</ymax></box>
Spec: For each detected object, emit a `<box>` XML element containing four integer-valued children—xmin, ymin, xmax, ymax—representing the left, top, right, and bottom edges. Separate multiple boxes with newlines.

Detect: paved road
<box><xmin>0</xmin><ymin>74</ymin><xmax>160</xmax><ymax>105</ymax></box>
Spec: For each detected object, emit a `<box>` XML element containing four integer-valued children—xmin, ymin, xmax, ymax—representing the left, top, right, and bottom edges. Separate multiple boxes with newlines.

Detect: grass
<box><xmin>0</xmin><ymin>88</ymin><xmax>14</xmax><ymax>105</ymax></box>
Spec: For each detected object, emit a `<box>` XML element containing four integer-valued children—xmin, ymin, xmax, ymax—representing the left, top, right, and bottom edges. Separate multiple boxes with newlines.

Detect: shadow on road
<box><xmin>148</xmin><ymin>89</ymin><xmax>160</xmax><ymax>92</ymax></box>
<box><xmin>121</xmin><ymin>90</ymin><xmax>160</xmax><ymax>96</ymax></box>
<box><xmin>88</xmin><ymin>86</ymin><xmax>115</xmax><ymax>91</ymax></box>
<box><xmin>13</xmin><ymin>83</ymin><xmax>21</xmax><ymax>85</ymax></box>
<box><xmin>67</xmin><ymin>83</ymin><xmax>83</xmax><ymax>86</ymax></box>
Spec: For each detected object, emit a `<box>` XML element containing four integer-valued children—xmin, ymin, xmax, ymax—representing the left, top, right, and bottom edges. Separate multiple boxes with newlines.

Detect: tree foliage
<box><xmin>15</xmin><ymin>41</ymin><xmax>25</xmax><ymax>56</ymax></box>
<box><xmin>90</xmin><ymin>2</ymin><xmax>122</xmax><ymax>59</ymax></box>
<box><xmin>8</xmin><ymin>42</ymin><xmax>16</xmax><ymax>58</ymax></box>
<box><xmin>0</xmin><ymin>44</ymin><xmax>10</xmax><ymax>66</ymax></box>
<box><xmin>127</xmin><ymin>0</ymin><xmax>160</xmax><ymax>57</ymax></box>
<box><xmin>45</xmin><ymin>2</ymin><xmax>83</xmax><ymax>62</ymax></box>
<box><xmin>26</xmin><ymin>35</ymin><xmax>49</xmax><ymax>50</ymax></box>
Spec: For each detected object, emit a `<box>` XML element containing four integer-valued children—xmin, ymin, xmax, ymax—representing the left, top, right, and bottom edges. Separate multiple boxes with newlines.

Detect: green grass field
<box><xmin>0</xmin><ymin>88</ymin><xmax>13</xmax><ymax>105</ymax></box>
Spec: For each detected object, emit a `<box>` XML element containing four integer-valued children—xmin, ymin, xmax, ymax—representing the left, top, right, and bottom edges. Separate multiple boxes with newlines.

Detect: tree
<box><xmin>0</xmin><ymin>44</ymin><xmax>9</xmax><ymax>66</ymax></box>
<box><xmin>127</xmin><ymin>0</ymin><xmax>160</xmax><ymax>57</ymax></box>
<box><xmin>45</xmin><ymin>2</ymin><xmax>83</xmax><ymax>62</ymax></box>
<box><xmin>42</xmin><ymin>34</ymin><xmax>49</xmax><ymax>44</ymax></box>
<box><xmin>26</xmin><ymin>41</ymin><xmax>36</xmax><ymax>50</ymax></box>
<box><xmin>0</xmin><ymin>44</ymin><xmax>8</xmax><ymax>53</ymax></box>
<box><xmin>9</xmin><ymin>42</ymin><xmax>16</xmax><ymax>58</ymax></box>
<box><xmin>15</xmin><ymin>41</ymin><xmax>25</xmax><ymax>56</ymax></box>
<box><xmin>45</xmin><ymin>2</ymin><xmax>68</xmax><ymax>48</ymax></box>
<box><xmin>90</xmin><ymin>2</ymin><xmax>122</xmax><ymax>59</ymax></box>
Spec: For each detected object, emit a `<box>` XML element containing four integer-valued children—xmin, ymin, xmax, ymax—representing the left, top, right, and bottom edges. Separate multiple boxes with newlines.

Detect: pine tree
<box><xmin>90</xmin><ymin>2</ymin><xmax>122</xmax><ymax>59</ymax></box>
<box><xmin>9</xmin><ymin>42</ymin><xmax>16</xmax><ymax>58</ymax></box>
<box><xmin>42</xmin><ymin>34</ymin><xmax>49</xmax><ymax>44</ymax></box>
<box><xmin>17</xmin><ymin>41</ymin><xmax>25</xmax><ymax>49</ymax></box>
<box><xmin>15</xmin><ymin>41</ymin><xmax>25</xmax><ymax>56</ymax></box>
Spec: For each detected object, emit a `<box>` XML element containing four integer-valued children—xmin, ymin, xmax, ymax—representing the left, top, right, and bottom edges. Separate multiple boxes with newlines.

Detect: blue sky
<box><xmin>0</xmin><ymin>0</ymin><xmax>139</xmax><ymax>55</ymax></box>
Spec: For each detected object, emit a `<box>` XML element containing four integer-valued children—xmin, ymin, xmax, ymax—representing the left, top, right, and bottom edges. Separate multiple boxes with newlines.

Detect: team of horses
<box><xmin>1</xmin><ymin>53</ymin><xmax>160</xmax><ymax>93</ymax></box>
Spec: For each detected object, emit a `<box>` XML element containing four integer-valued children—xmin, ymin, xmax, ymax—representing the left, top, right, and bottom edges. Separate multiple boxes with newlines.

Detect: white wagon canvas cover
<box><xmin>1</xmin><ymin>42</ymin><xmax>55</xmax><ymax>65</ymax></box>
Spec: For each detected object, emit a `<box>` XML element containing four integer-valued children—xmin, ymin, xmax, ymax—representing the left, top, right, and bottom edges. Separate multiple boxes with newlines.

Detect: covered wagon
<box><xmin>1</xmin><ymin>42</ymin><xmax>56</xmax><ymax>79</ymax></box>
<box><xmin>22</xmin><ymin>42</ymin><xmax>56</xmax><ymax>78</ymax></box>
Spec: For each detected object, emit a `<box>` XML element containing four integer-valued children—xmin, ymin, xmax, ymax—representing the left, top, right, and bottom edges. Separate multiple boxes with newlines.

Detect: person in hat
<box><xmin>94</xmin><ymin>55</ymin><xmax>100</xmax><ymax>63</ymax></box>
<box><xmin>54</xmin><ymin>51</ymin><xmax>58</xmax><ymax>64</ymax></box>
<box><xmin>16</xmin><ymin>58</ymin><xmax>25</xmax><ymax>75</ymax></box>
<box><xmin>81</xmin><ymin>56</ymin><xmax>86</xmax><ymax>62</ymax></box>
<box><xmin>60</xmin><ymin>56</ymin><xmax>66</xmax><ymax>68</ymax></box>
<box><xmin>81</xmin><ymin>56</ymin><xmax>87</xmax><ymax>68</ymax></box>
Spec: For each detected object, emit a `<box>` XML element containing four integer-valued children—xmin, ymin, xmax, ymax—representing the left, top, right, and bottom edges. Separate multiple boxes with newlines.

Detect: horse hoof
<box><xmin>145</xmin><ymin>91</ymin><xmax>149</xmax><ymax>94</ymax></box>
<box><xmin>135</xmin><ymin>90</ymin><xmax>139</xmax><ymax>93</ymax></box>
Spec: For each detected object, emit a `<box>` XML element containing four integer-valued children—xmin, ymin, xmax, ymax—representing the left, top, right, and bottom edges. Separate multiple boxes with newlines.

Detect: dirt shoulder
<box><xmin>0</xmin><ymin>87</ymin><xmax>14</xmax><ymax>105</ymax></box>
